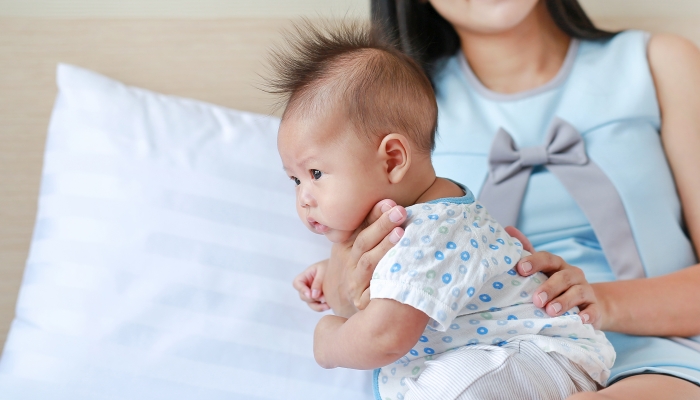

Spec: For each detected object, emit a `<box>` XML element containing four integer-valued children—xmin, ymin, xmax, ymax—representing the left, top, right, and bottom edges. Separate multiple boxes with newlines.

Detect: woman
<box><xmin>294</xmin><ymin>0</ymin><xmax>700</xmax><ymax>398</ymax></box>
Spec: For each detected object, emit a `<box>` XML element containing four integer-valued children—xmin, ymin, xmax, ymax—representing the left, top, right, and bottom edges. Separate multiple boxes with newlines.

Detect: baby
<box><xmin>269</xmin><ymin>22</ymin><xmax>615</xmax><ymax>400</ymax></box>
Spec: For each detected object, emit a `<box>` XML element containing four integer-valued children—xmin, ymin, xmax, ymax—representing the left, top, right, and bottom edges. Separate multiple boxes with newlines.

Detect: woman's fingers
<box><xmin>544</xmin><ymin>285</ymin><xmax>599</xmax><ymax>327</ymax></box>
<box><xmin>506</xmin><ymin>232</ymin><xmax>600</xmax><ymax>327</ymax></box>
<box><xmin>352</xmin><ymin>205</ymin><xmax>406</xmax><ymax>259</ymax></box>
<box><xmin>357</xmin><ymin>288</ymin><xmax>371</xmax><ymax>310</ymax></box>
<box><xmin>516</xmin><ymin>250</ymin><xmax>568</xmax><ymax>277</ymax></box>
<box><xmin>504</xmin><ymin>226</ymin><xmax>534</xmax><ymax>253</ymax></box>
<box><xmin>531</xmin><ymin>265</ymin><xmax>586</xmax><ymax>308</ymax></box>
<box><xmin>352</xmin><ymin>224</ymin><xmax>406</xmax><ymax>308</ymax></box>
<box><xmin>577</xmin><ymin>304</ymin><xmax>601</xmax><ymax>329</ymax></box>
<box><xmin>363</xmin><ymin>199</ymin><xmax>398</xmax><ymax>227</ymax></box>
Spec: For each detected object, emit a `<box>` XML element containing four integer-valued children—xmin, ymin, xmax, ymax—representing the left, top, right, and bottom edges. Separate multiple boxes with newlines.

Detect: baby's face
<box><xmin>278</xmin><ymin>110</ymin><xmax>387</xmax><ymax>243</ymax></box>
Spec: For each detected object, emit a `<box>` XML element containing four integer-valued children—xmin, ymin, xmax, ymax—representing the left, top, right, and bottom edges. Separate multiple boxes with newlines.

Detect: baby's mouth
<box><xmin>307</xmin><ymin>217</ymin><xmax>330</xmax><ymax>234</ymax></box>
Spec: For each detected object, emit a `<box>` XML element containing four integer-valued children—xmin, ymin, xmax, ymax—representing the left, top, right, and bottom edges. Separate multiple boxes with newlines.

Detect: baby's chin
<box><xmin>323</xmin><ymin>229</ymin><xmax>355</xmax><ymax>244</ymax></box>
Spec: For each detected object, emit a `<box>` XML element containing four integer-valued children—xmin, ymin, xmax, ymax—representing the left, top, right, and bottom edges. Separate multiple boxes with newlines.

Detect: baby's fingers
<box><xmin>310</xmin><ymin>265</ymin><xmax>326</xmax><ymax>300</ymax></box>
<box><xmin>293</xmin><ymin>275</ymin><xmax>313</xmax><ymax>301</ymax></box>
<box><xmin>307</xmin><ymin>301</ymin><xmax>331</xmax><ymax>312</ymax></box>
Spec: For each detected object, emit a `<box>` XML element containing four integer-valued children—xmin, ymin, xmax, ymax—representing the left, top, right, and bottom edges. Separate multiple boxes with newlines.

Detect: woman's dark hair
<box><xmin>371</xmin><ymin>0</ymin><xmax>617</xmax><ymax>77</ymax></box>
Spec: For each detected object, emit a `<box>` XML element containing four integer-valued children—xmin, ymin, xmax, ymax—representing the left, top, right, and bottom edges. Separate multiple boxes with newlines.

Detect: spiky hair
<box><xmin>265</xmin><ymin>20</ymin><xmax>437</xmax><ymax>153</ymax></box>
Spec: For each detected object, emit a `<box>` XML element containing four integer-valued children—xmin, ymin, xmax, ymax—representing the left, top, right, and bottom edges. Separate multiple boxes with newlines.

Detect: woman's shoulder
<box><xmin>647</xmin><ymin>33</ymin><xmax>700</xmax><ymax>91</ymax></box>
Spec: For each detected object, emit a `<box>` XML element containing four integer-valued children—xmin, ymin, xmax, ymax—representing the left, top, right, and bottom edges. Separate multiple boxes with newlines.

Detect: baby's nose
<box><xmin>297</xmin><ymin>186</ymin><xmax>315</xmax><ymax>207</ymax></box>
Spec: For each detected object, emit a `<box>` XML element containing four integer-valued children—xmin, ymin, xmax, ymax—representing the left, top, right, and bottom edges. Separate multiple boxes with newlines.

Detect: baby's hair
<box><xmin>265</xmin><ymin>20</ymin><xmax>437</xmax><ymax>154</ymax></box>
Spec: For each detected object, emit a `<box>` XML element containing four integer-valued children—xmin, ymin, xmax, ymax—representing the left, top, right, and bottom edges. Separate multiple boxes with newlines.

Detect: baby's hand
<box><xmin>293</xmin><ymin>260</ymin><xmax>330</xmax><ymax>312</ymax></box>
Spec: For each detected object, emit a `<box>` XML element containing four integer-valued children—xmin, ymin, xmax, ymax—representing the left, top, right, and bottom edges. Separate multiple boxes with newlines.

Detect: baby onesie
<box><xmin>369</xmin><ymin>186</ymin><xmax>615</xmax><ymax>400</ymax></box>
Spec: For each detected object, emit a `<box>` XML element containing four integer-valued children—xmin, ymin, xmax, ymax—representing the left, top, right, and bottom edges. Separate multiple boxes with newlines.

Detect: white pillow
<box><xmin>0</xmin><ymin>64</ymin><xmax>372</xmax><ymax>400</ymax></box>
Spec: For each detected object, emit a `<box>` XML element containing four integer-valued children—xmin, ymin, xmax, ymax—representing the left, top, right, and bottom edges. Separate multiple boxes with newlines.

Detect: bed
<box><xmin>0</xmin><ymin>12</ymin><xmax>699</xmax><ymax>399</ymax></box>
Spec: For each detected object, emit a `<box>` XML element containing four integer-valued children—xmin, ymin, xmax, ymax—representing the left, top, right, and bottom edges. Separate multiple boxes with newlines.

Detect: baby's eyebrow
<box><xmin>296</xmin><ymin>155</ymin><xmax>317</xmax><ymax>167</ymax></box>
<box><xmin>281</xmin><ymin>156</ymin><xmax>318</xmax><ymax>173</ymax></box>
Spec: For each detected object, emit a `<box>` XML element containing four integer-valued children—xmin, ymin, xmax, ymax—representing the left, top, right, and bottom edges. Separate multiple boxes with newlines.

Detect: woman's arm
<box><xmin>314</xmin><ymin>299</ymin><xmax>429</xmax><ymax>370</ymax></box>
<box><xmin>592</xmin><ymin>33</ymin><xmax>700</xmax><ymax>336</ymax></box>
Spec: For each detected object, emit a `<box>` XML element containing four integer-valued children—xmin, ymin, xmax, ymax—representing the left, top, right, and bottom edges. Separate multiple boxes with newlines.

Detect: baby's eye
<box><xmin>290</xmin><ymin>176</ymin><xmax>300</xmax><ymax>186</ymax></box>
<box><xmin>310</xmin><ymin>169</ymin><xmax>323</xmax><ymax>180</ymax></box>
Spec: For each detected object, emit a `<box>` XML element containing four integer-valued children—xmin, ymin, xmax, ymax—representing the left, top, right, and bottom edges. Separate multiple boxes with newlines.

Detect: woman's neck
<box><xmin>456</xmin><ymin>2</ymin><xmax>571</xmax><ymax>94</ymax></box>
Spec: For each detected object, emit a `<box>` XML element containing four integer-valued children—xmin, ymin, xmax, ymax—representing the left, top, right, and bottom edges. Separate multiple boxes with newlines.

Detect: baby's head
<box><xmin>268</xmin><ymin>22</ymin><xmax>437</xmax><ymax>243</ymax></box>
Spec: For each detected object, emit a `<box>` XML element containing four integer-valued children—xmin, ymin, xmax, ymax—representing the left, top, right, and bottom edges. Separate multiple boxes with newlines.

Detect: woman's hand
<box><xmin>293</xmin><ymin>260</ymin><xmax>330</xmax><ymax>312</ymax></box>
<box><xmin>323</xmin><ymin>199</ymin><xmax>407</xmax><ymax>317</ymax></box>
<box><xmin>505</xmin><ymin>226</ymin><xmax>603</xmax><ymax>329</ymax></box>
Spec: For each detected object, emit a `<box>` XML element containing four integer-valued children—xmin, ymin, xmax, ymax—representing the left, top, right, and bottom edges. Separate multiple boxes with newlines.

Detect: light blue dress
<box><xmin>431</xmin><ymin>30</ymin><xmax>700</xmax><ymax>386</ymax></box>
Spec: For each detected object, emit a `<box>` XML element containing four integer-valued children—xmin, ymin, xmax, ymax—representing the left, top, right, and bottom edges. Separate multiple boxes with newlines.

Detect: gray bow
<box><xmin>479</xmin><ymin>118</ymin><xmax>645</xmax><ymax>280</ymax></box>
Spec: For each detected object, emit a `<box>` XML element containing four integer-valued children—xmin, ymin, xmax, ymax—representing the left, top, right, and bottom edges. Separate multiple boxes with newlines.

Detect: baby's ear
<box><xmin>378</xmin><ymin>133</ymin><xmax>411</xmax><ymax>184</ymax></box>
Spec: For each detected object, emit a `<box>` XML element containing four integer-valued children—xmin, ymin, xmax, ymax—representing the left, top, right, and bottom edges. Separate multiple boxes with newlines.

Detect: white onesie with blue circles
<box><xmin>369</xmin><ymin>186</ymin><xmax>615</xmax><ymax>400</ymax></box>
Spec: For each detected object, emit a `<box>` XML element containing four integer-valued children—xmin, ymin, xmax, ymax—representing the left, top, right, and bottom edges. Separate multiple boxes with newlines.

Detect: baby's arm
<box><xmin>313</xmin><ymin>299</ymin><xmax>429</xmax><ymax>370</ymax></box>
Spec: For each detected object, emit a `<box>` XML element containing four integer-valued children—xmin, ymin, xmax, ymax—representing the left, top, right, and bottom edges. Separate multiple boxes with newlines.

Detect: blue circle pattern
<box><xmin>376</xmin><ymin>203</ymin><xmax>578</xmax><ymax>381</ymax></box>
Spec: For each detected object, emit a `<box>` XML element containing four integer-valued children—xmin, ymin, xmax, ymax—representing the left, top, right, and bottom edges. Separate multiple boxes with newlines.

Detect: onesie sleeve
<box><xmin>369</xmin><ymin>201</ymin><xmax>524</xmax><ymax>331</ymax></box>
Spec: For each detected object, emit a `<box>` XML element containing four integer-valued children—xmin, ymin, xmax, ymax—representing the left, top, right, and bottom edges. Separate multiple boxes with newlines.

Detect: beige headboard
<box><xmin>1</xmin><ymin>15</ymin><xmax>699</xmax><ymax>349</ymax></box>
